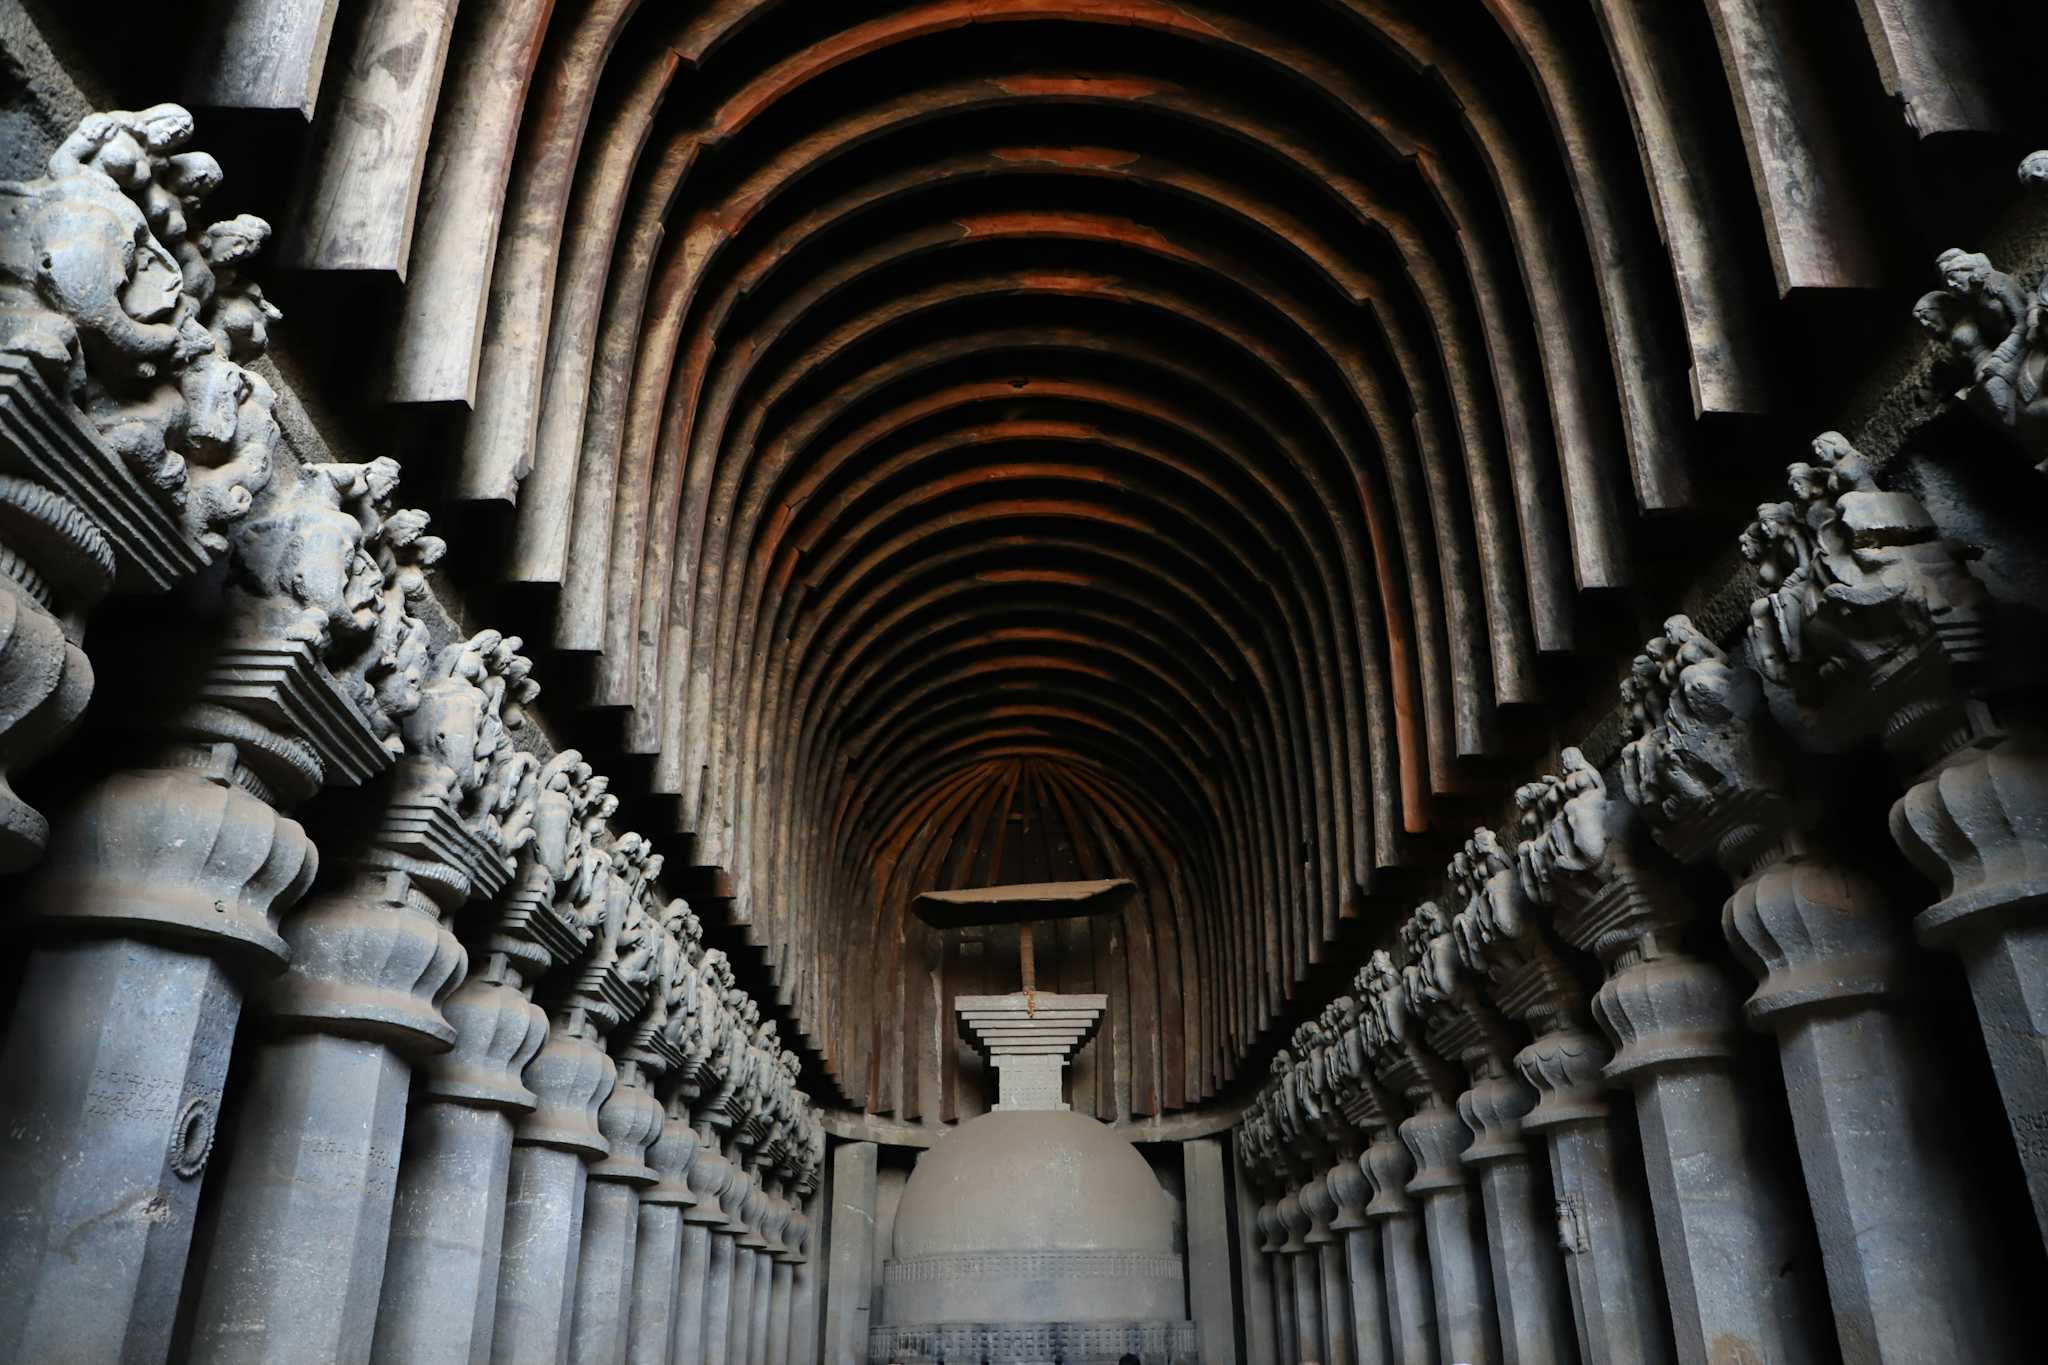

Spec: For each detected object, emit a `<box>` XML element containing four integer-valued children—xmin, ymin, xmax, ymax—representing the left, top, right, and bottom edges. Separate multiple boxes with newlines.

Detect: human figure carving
<box><xmin>1914</xmin><ymin>187</ymin><xmax>2048</xmax><ymax>468</ymax></box>
<box><xmin>1357</xmin><ymin>949</ymin><xmax>1407</xmax><ymax>1053</ymax></box>
<box><xmin>1</xmin><ymin>105</ymin><xmax>286</xmax><ymax>555</ymax></box>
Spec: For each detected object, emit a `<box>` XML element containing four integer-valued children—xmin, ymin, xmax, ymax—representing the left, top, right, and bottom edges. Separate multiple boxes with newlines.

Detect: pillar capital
<box><xmin>1724</xmin><ymin>853</ymin><xmax>1913</xmax><ymax>1025</ymax></box>
<box><xmin>1512</xmin><ymin>1023</ymin><xmax>1614</xmax><ymax>1130</ymax></box>
<box><xmin>587</xmin><ymin>1059</ymin><xmax>664</xmax><ymax>1186</ymax></box>
<box><xmin>0</xmin><ymin>102</ymin><xmax>283</xmax><ymax>872</ymax></box>
<box><xmin>642</xmin><ymin>1095</ymin><xmax>705</xmax><ymax>1208</ymax></box>
<box><xmin>418</xmin><ymin>964</ymin><xmax>549</xmax><ymax>1110</ymax></box>
<box><xmin>17</xmin><ymin>756</ymin><xmax>315</xmax><ymax>969</ymax></box>
<box><xmin>516</xmin><ymin>1020</ymin><xmax>616</xmax><ymax>1158</ymax></box>
<box><xmin>1594</xmin><ymin>947</ymin><xmax>1744</xmax><ymax>1082</ymax></box>
<box><xmin>1895</xmin><ymin>732</ymin><xmax>2048</xmax><ymax>947</ymax></box>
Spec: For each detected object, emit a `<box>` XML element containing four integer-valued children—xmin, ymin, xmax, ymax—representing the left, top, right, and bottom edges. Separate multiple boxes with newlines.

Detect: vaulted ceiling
<box><xmin>152</xmin><ymin>0</ymin><xmax>2027</xmax><ymax>1116</ymax></box>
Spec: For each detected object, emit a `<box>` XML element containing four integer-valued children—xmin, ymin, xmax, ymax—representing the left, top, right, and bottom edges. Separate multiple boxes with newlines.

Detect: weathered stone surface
<box><xmin>1183</xmin><ymin>1137</ymin><xmax>1240</xmax><ymax>1365</ymax></box>
<box><xmin>184</xmin><ymin>0</ymin><xmax>342</xmax><ymax>115</ymax></box>
<box><xmin>275</xmin><ymin>0</ymin><xmax>460</xmax><ymax>275</ymax></box>
<box><xmin>380</xmin><ymin>0</ymin><xmax>553</xmax><ymax>405</ymax></box>
<box><xmin>1896</xmin><ymin>736</ymin><xmax>2048</xmax><ymax>1237</ymax></box>
<box><xmin>5</xmin><ymin>8</ymin><xmax>2048</xmax><ymax>1365</ymax></box>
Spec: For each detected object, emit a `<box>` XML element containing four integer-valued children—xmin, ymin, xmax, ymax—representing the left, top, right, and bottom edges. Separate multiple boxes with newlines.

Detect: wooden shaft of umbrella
<box><xmin>1018</xmin><ymin>921</ymin><xmax>1035</xmax><ymax>993</ymax></box>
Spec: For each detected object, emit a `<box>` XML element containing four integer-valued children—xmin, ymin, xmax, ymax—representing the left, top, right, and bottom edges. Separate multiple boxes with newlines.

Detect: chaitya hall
<box><xmin>1</xmin><ymin>1</ymin><xmax>2046</xmax><ymax>1362</ymax></box>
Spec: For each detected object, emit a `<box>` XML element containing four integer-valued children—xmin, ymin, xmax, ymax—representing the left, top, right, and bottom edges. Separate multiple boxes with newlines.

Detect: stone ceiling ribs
<box><xmin>172</xmin><ymin>0</ymin><xmax>2022</xmax><ymax>1121</ymax></box>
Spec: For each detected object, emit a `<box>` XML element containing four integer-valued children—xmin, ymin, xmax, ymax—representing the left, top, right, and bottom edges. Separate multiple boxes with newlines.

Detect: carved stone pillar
<box><xmin>183</xmin><ymin>860</ymin><xmax>467</xmax><ymax>1363</ymax></box>
<box><xmin>1251</xmin><ymin>1169</ymin><xmax>1299</xmax><ymax>1365</ymax></box>
<box><xmin>701</xmin><ymin>1189</ymin><xmax>743</xmax><ymax>1365</ymax></box>
<box><xmin>1514</xmin><ymin>665</ymin><xmax>1830</xmax><ymax>1365</ymax></box>
<box><xmin>1400</xmin><ymin>1088</ymin><xmax>1498</xmax><ymax>1365</ymax></box>
<box><xmin>767</xmin><ymin>1249</ymin><xmax>798</xmax><ymax>1365</ymax></box>
<box><xmin>750</xmin><ymin>1182</ymin><xmax>792</xmax><ymax>1365</ymax></box>
<box><xmin>1465</xmin><ymin>809</ymin><xmax>1675</xmax><ymax>1365</ymax></box>
<box><xmin>1896</xmin><ymin>733</ymin><xmax>2048</xmax><ymax>1236</ymax></box>
<box><xmin>626</xmin><ymin>1093</ymin><xmax>701</xmax><ymax>1365</ymax></box>
<box><xmin>373</xmin><ymin>758</ymin><xmax>603</xmax><ymax>1365</ymax></box>
<box><xmin>568</xmin><ymin>1057</ymin><xmax>664</xmax><ymax>1365</ymax></box>
<box><xmin>188</xmin><ymin>622</ymin><xmax>547</xmax><ymax>1364</ymax></box>
<box><xmin>1407</xmin><ymin>893</ymin><xmax>1578</xmax><ymax>1365</ymax></box>
<box><xmin>770</xmin><ymin>1166</ymin><xmax>818</xmax><ymax>1365</ymax></box>
<box><xmin>1313</xmin><ymin>1024</ymin><xmax>1391</xmax><ymax>1365</ymax></box>
<box><xmin>1277</xmin><ymin>1170</ymin><xmax>1327</xmax><ymax>1364</ymax></box>
<box><xmin>368</xmin><ymin>953</ymin><xmax>546</xmax><ymax>1365</ymax></box>
<box><xmin>1513</xmin><ymin>1022</ymin><xmax>1670</xmax><ymax>1365</ymax></box>
<box><xmin>677</xmin><ymin>1122</ymin><xmax>737</xmax><ymax>1365</ymax></box>
<box><xmin>0</xmin><ymin>756</ymin><xmax>314</xmax><ymax>1365</ymax></box>
<box><xmin>1340</xmin><ymin>982</ymin><xmax>1439</xmax><ymax>1365</ymax></box>
<box><xmin>1727</xmin><ymin>837</ymin><xmax>2021</xmax><ymax>1359</ymax></box>
<box><xmin>1361</xmin><ymin>1122</ymin><xmax>1435</xmax><ymax>1365</ymax></box>
<box><xmin>1328</xmin><ymin>1149</ymin><xmax>1389</xmax><ymax>1365</ymax></box>
<box><xmin>6</xmin><ymin>446</ymin><xmax>428</xmax><ymax>1365</ymax></box>
<box><xmin>1359</xmin><ymin>946</ymin><xmax>1500</xmax><ymax>1365</ymax></box>
<box><xmin>572</xmin><ymin>892</ymin><xmax>696</xmax><ymax>1365</ymax></box>
<box><xmin>1459</xmin><ymin>1068</ymin><xmax>1576</xmax><ymax>1365</ymax></box>
<box><xmin>701</xmin><ymin>1047</ymin><xmax>758</xmax><ymax>1365</ymax></box>
<box><xmin>677</xmin><ymin>1220</ymin><xmax>718</xmax><ymax>1363</ymax></box>
<box><xmin>494</xmin><ymin>827</ymin><xmax>675</xmax><ymax>1365</ymax></box>
<box><xmin>1623</xmin><ymin>601</ymin><xmax>2019</xmax><ymax>1360</ymax></box>
<box><xmin>0</xmin><ymin>102</ymin><xmax>345</xmax><ymax>1365</ymax></box>
<box><xmin>491</xmin><ymin>1009</ymin><xmax>619</xmax><ymax>1365</ymax></box>
<box><xmin>784</xmin><ymin>1156</ymin><xmax>825</xmax><ymax>1365</ymax></box>
<box><xmin>1596</xmin><ymin>936</ymin><xmax>1827</xmax><ymax>1365</ymax></box>
<box><xmin>1741</xmin><ymin>432</ymin><xmax>2048</xmax><ymax>1254</ymax></box>
<box><xmin>1302</xmin><ymin>1170</ymin><xmax>1353</xmax><ymax>1365</ymax></box>
<box><xmin>725</xmin><ymin>1157</ymin><xmax>765</xmax><ymax>1365</ymax></box>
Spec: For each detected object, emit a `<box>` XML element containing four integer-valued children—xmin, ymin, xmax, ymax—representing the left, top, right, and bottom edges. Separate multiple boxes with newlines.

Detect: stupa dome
<box><xmin>871</xmin><ymin>986</ymin><xmax>1199</xmax><ymax>1359</ymax></box>
<box><xmin>877</xmin><ymin>1108</ymin><xmax>1195</xmax><ymax>1360</ymax></box>
<box><xmin>892</xmin><ymin>1109</ymin><xmax>1175</xmax><ymax>1263</ymax></box>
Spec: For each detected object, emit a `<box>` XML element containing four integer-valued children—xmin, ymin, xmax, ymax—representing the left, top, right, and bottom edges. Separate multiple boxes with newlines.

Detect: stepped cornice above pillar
<box><xmin>957</xmin><ymin>991</ymin><xmax>1106</xmax><ymax>1111</ymax></box>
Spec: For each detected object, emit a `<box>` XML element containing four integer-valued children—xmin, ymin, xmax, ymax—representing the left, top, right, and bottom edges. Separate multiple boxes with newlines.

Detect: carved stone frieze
<box><xmin>1399</xmin><ymin>901</ymin><xmax>1521</xmax><ymax>1076</ymax></box>
<box><xmin>1619</xmin><ymin>614</ymin><xmax>1806</xmax><ymax>871</ymax></box>
<box><xmin>0</xmin><ymin>104</ymin><xmax>285</xmax><ymax>869</ymax></box>
<box><xmin>1448</xmin><ymin>827</ymin><xmax>1585</xmax><ymax>1033</ymax></box>
<box><xmin>1741</xmin><ymin>432</ymin><xmax>1991</xmax><ymax>759</ymax></box>
<box><xmin>0</xmin><ymin>105</ymin><xmax>278</xmax><ymax>561</ymax></box>
<box><xmin>1915</xmin><ymin>158</ymin><xmax>2048</xmax><ymax>471</ymax></box>
<box><xmin>142</xmin><ymin>457</ymin><xmax>451</xmax><ymax>812</ymax></box>
<box><xmin>253</xmin><ymin>629</ymin><xmax>546</xmax><ymax>1055</ymax></box>
<box><xmin>482</xmin><ymin>749</ymin><xmax>604</xmax><ymax>978</ymax></box>
<box><xmin>1514</xmin><ymin>748</ymin><xmax>1690</xmax><ymax>969</ymax></box>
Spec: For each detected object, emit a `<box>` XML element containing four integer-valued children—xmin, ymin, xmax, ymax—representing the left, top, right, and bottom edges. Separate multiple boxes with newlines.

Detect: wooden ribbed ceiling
<box><xmin>152</xmin><ymin>0</ymin><xmax>2030</xmax><ymax>1118</ymax></box>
